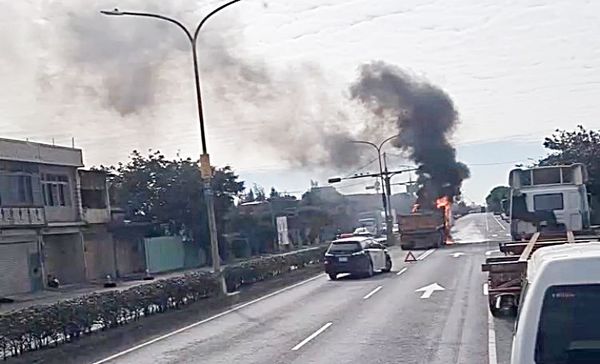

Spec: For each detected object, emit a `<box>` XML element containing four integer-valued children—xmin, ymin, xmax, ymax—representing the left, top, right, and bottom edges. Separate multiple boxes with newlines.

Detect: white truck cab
<box><xmin>509</xmin><ymin>164</ymin><xmax>591</xmax><ymax>240</ymax></box>
<box><xmin>511</xmin><ymin>243</ymin><xmax>600</xmax><ymax>363</ymax></box>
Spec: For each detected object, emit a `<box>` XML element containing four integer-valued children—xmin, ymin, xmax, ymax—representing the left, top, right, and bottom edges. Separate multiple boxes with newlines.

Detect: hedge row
<box><xmin>223</xmin><ymin>246</ymin><xmax>327</xmax><ymax>291</ymax></box>
<box><xmin>0</xmin><ymin>246</ymin><xmax>326</xmax><ymax>360</ymax></box>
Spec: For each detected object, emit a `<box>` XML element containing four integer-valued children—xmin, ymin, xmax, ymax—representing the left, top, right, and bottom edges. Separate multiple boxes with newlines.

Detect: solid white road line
<box><xmin>363</xmin><ymin>285</ymin><xmax>383</xmax><ymax>300</ymax></box>
<box><xmin>483</xmin><ymin>283</ymin><xmax>489</xmax><ymax>296</ymax></box>
<box><xmin>492</xmin><ymin>215</ymin><xmax>506</xmax><ymax>230</ymax></box>
<box><xmin>485</xmin><ymin>213</ymin><xmax>490</xmax><ymax>232</ymax></box>
<box><xmin>396</xmin><ymin>267</ymin><xmax>408</xmax><ymax>276</ymax></box>
<box><xmin>417</xmin><ymin>248</ymin><xmax>435</xmax><ymax>261</ymax></box>
<box><xmin>91</xmin><ymin>273</ymin><xmax>326</xmax><ymax>364</ymax></box>
<box><xmin>291</xmin><ymin>322</ymin><xmax>333</xmax><ymax>351</ymax></box>
<box><xmin>488</xmin><ymin>310</ymin><xmax>498</xmax><ymax>364</ymax></box>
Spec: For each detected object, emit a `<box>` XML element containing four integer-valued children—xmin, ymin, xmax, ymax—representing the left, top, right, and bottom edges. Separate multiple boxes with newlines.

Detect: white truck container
<box><xmin>509</xmin><ymin>163</ymin><xmax>591</xmax><ymax>240</ymax></box>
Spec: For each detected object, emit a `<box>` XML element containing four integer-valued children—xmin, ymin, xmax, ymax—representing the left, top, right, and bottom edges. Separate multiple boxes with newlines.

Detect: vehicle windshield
<box><xmin>535</xmin><ymin>284</ymin><xmax>600</xmax><ymax>363</ymax></box>
<box><xmin>328</xmin><ymin>242</ymin><xmax>362</xmax><ymax>253</ymax></box>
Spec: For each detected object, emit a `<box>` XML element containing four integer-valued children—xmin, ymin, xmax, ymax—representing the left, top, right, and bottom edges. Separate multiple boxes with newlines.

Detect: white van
<box><xmin>511</xmin><ymin>243</ymin><xmax>600</xmax><ymax>363</ymax></box>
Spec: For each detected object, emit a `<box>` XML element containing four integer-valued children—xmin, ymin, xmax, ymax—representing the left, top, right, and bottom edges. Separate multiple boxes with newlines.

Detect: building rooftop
<box><xmin>0</xmin><ymin>137</ymin><xmax>83</xmax><ymax>167</ymax></box>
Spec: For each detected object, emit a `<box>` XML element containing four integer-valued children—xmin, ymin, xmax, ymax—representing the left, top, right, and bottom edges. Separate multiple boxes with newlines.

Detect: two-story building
<box><xmin>0</xmin><ymin>138</ymin><xmax>114</xmax><ymax>297</ymax></box>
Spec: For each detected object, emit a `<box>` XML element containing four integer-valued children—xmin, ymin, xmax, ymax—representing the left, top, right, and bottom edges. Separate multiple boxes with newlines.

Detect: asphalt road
<box><xmin>92</xmin><ymin>212</ymin><xmax>514</xmax><ymax>364</ymax></box>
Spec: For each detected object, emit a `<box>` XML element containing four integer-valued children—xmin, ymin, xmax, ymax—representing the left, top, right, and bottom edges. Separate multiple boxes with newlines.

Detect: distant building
<box><xmin>0</xmin><ymin>138</ymin><xmax>113</xmax><ymax>297</ymax></box>
<box><xmin>308</xmin><ymin>186</ymin><xmax>344</xmax><ymax>204</ymax></box>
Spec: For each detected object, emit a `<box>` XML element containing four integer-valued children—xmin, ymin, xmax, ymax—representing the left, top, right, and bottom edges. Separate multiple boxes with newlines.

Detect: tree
<box><xmin>243</xmin><ymin>189</ymin><xmax>255</xmax><ymax>203</ymax></box>
<box><xmin>486</xmin><ymin>186</ymin><xmax>510</xmax><ymax>213</ymax></box>
<box><xmin>253</xmin><ymin>184</ymin><xmax>266</xmax><ymax>201</ymax></box>
<box><xmin>297</xmin><ymin>206</ymin><xmax>331</xmax><ymax>244</ymax></box>
<box><xmin>269</xmin><ymin>187</ymin><xmax>280</xmax><ymax>199</ymax></box>
<box><xmin>539</xmin><ymin>125</ymin><xmax>600</xmax><ymax>196</ymax></box>
<box><xmin>105</xmin><ymin>150</ymin><xmax>245</xmax><ymax>259</ymax></box>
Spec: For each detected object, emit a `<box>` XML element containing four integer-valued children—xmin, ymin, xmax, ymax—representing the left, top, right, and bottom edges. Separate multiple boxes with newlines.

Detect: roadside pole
<box><xmin>383</xmin><ymin>153</ymin><xmax>394</xmax><ymax>244</ymax></box>
<box><xmin>201</xmin><ymin>154</ymin><xmax>226</xmax><ymax>294</ymax></box>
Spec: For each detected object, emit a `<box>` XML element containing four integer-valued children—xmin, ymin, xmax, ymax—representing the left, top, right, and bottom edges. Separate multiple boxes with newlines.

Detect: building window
<box><xmin>0</xmin><ymin>174</ymin><xmax>34</xmax><ymax>206</ymax></box>
<box><xmin>81</xmin><ymin>189</ymin><xmax>107</xmax><ymax>209</ymax></box>
<box><xmin>42</xmin><ymin>174</ymin><xmax>71</xmax><ymax>207</ymax></box>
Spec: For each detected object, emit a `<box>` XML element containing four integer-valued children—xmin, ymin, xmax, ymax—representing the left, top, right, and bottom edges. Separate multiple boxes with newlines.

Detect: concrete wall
<box><xmin>0</xmin><ymin>138</ymin><xmax>83</xmax><ymax>167</ymax></box>
<box><xmin>83</xmin><ymin>225</ymin><xmax>116</xmax><ymax>281</ymax></box>
<box><xmin>114</xmin><ymin>236</ymin><xmax>146</xmax><ymax>276</ymax></box>
<box><xmin>83</xmin><ymin>208</ymin><xmax>110</xmax><ymax>224</ymax></box>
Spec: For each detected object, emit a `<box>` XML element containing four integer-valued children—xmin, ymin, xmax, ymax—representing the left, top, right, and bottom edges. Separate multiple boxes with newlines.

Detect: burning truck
<box><xmin>398</xmin><ymin>196</ymin><xmax>454</xmax><ymax>250</ymax></box>
<box><xmin>349</xmin><ymin>62</ymin><xmax>470</xmax><ymax>249</ymax></box>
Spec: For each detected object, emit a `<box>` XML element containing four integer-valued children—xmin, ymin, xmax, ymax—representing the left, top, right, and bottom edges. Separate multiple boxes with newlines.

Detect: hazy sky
<box><xmin>2</xmin><ymin>0</ymin><xmax>599</xmax><ymax>203</ymax></box>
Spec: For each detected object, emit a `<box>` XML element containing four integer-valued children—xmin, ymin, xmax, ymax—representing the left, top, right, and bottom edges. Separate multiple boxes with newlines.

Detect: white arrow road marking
<box><xmin>396</xmin><ymin>267</ymin><xmax>408</xmax><ymax>276</ymax></box>
<box><xmin>451</xmin><ymin>252</ymin><xmax>465</xmax><ymax>258</ymax></box>
<box><xmin>291</xmin><ymin>322</ymin><xmax>333</xmax><ymax>351</ymax></box>
<box><xmin>363</xmin><ymin>285</ymin><xmax>383</xmax><ymax>300</ymax></box>
<box><xmin>415</xmin><ymin>283</ymin><xmax>445</xmax><ymax>299</ymax></box>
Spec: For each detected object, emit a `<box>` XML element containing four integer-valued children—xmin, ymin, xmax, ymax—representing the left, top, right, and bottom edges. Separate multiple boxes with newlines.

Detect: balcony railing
<box><xmin>0</xmin><ymin>206</ymin><xmax>46</xmax><ymax>227</ymax></box>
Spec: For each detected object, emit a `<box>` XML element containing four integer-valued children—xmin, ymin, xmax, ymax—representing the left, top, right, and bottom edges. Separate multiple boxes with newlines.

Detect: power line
<box><xmin>467</xmin><ymin>160</ymin><xmax>528</xmax><ymax>166</ymax></box>
<box><xmin>335</xmin><ymin>180</ymin><xmax>372</xmax><ymax>190</ymax></box>
<box><xmin>345</xmin><ymin>156</ymin><xmax>379</xmax><ymax>178</ymax></box>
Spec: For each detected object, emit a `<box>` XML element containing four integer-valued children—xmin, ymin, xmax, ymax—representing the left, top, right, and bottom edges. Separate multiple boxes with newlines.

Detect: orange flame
<box><xmin>436</xmin><ymin>196</ymin><xmax>453</xmax><ymax>244</ymax></box>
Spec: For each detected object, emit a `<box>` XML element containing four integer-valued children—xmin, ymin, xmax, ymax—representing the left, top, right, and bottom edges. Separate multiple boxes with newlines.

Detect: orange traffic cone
<box><xmin>404</xmin><ymin>251</ymin><xmax>417</xmax><ymax>262</ymax></box>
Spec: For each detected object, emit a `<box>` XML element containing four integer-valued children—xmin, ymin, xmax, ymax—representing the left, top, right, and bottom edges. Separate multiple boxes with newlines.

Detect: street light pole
<box><xmin>350</xmin><ymin>135</ymin><xmax>400</xmax><ymax>241</ymax></box>
<box><xmin>101</xmin><ymin>0</ymin><xmax>241</xmax><ymax>277</ymax></box>
<box><xmin>350</xmin><ymin>141</ymin><xmax>388</xmax><ymax>234</ymax></box>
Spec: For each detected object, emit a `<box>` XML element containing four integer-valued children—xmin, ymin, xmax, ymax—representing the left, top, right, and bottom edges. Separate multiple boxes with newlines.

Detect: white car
<box><xmin>353</xmin><ymin>227</ymin><xmax>374</xmax><ymax>237</ymax></box>
<box><xmin>511</xmin><ymin>243</ymin><xmax>600</xmax><ymax>363</ymax></box>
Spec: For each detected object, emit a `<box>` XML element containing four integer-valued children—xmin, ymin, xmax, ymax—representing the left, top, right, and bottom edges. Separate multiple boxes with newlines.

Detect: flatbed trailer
<box><xmin>482</xmin><ymin>231</ymin><xmax>600</xmax><ymax>316</ymax></box>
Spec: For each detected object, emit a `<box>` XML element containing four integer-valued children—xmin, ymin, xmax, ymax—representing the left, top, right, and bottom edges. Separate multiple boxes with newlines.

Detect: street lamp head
<box><xmin>100</xmin><ymin>8</ymin><xmax>123</xmax><ymax>16</ymax></box>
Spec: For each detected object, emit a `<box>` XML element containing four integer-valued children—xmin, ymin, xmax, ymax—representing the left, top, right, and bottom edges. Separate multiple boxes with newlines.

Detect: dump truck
<box><xmin>482</xmin><ymin>164</ymin><xmax>600</xmax><ymax>316</ymax></box>
<box><xmin>398</xmin><ymin>209</ymin><xmax>447</xmax><ymax>250</ymax></box>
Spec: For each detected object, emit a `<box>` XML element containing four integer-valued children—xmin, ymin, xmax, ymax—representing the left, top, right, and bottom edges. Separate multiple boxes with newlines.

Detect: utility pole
<box><xmin>383</xmin><ymin>153</ymin><xmax>393</xmax><ymax>241</ymax></box>
<box><xmin>101</xmin><ymin>1</ymin><xmax>241</xmax><ymax>291</ymax></box>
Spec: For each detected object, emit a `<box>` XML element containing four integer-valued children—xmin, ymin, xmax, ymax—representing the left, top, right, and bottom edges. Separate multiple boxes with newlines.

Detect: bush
<box><xmin>0</xmin><ymin>247</ymin><xmax>325</xmax><ymax>360</ymax></box>
<box><xmin>223</xmin><ymin>246</ymin><xmax>326</xmax><ymax>291</ymax></box>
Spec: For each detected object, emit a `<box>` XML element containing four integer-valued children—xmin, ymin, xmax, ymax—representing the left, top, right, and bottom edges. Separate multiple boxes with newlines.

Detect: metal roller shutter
<box><xmin>0</xmin><ymin>243</ymin><xmax>34</xmax><ymax>296</ymax></box>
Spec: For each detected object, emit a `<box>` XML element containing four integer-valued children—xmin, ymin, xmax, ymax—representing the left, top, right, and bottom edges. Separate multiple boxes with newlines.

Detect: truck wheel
<box><xmin>328</xmin><ymin>273</ymin><xmax>338</xmax><ymax>281</ymax></box>
<box><xmin>489</xmin><ymin>296</ymin><xmax>502</xmax><ymax>317</ymax></box>
<box><xmin>382</xmin><ymin>255</ymin><xmax>392</xmax><ymax>273</ymax></box>
<box><xmin>489</xmin><ymin>304</ymin><xmax>502</xmax><ymax>317</ymax></box>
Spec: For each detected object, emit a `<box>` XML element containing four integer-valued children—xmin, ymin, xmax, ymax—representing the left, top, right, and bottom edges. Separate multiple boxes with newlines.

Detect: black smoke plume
<box><xmin>350</xmin><ymin>61</ymin><xmax>470</xmax><ymax>209</ymax></box>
